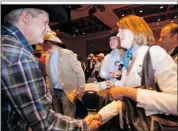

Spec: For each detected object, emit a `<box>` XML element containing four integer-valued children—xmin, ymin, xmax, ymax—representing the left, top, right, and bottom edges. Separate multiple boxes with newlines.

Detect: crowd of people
<box><xmin>1</xmin><ymin>7</ymin><xmax>177</xmax><ymax>131</ymax></box>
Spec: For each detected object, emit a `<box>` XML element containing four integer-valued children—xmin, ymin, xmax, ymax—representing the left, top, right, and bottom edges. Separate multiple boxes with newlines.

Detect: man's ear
<box><xmin>172</xmin><ymin>34</ymin><xmax>177</xmax><ymax>41</ymax></box>
<box><xmin>172</xmin><ymin>34</ymin><xmax>177</xmax><ymax>40</ymax></box>
<box><xmin>21</xmin><ymin>11</ymin><xmax>31</xmax><ymax>25</ymax></box>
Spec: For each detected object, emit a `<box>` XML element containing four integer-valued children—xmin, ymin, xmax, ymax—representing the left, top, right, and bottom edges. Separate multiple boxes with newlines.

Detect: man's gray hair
<box><xmin>4</xmin><ymin>8</ymin><xmax>49</xmax><ymax>24</ymax></box>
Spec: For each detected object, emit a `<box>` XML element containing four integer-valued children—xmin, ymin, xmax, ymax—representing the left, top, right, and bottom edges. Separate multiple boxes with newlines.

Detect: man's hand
<box><xmin>71</xmin><ymin>89</ymin><xmax>79</xmax><ymax>96</ymax></box>
<box><xmin>60</xmin><ymin>80</ymin><xmax>64</xmax><ymax>86</ymax></box>
<box><xmin>84</xmin><ymin>114</ymin><xmax>102</xmax><ymax>125</ymax></box>
<box><xmin>84</xmin><ymin>114</ymin><xmax>102</xmax><ymax>131</ymax></box>
<box><xmin>106</xmin><ymin>80</ymin><xmax>116</xmax><ymax>88</ymax></box>
<box><xmin>109</xmin><ymin>71</ymin><xmax>121</xmax><ymax>78</ymax></box>
<box><xmin>88</xmin><ymin>120</ymin><xmax>101</xmax><ymax>131</ymax></box>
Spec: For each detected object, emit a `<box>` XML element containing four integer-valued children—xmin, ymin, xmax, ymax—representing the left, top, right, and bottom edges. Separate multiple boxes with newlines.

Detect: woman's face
<box><xmin>117</xmin><ymin>28</ymin><xmax>134</xmax><ymax>49</ymax></box>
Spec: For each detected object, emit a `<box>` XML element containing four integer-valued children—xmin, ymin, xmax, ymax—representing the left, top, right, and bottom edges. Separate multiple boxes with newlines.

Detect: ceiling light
<box><xmin>83</xmin><ymin>32</ymin><xmax>85</xmax><ymax>35</ymax></box>
<box><xmin>174</xmin><ymin>16</ymin><xmax>177</xmax><ymax>18</ymax></box>
<box><xmin>157</xmin><ymin>18</ymin><xmax>160</xmax><ymax>21</ymax></box>
<box><xmin>57</xmin><ymin>29</ymin><xmax>59</xmax><ymax>32</ymax></box>
<box><xmin>160</xmin><ymin>6</ymin><xmax>163</xmax><ymax>9</ymax></box>
<box><xmin>122</xmin><ymin>14</ymin><xmax>124</xmax><ymax>17</ymax></box>
<box><xmin>76</xmin><ymin>30</ymin><xmax>78</xmax><ymax>32</ymax></box>
<box><xmin>140</xmin><ymin>10</ymin><xmax>143</xmax><ymax>13</ymax></box>
<box><xmin>73</xmin><ymin>34</ymin><xmax>76</xmax><ymax>36</ymax></box>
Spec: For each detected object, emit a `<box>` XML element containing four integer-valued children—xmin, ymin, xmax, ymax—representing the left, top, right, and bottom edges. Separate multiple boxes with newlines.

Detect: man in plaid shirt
<box><xmin>1</xmin><ymin>8</ymin><xmax>100</xmax><ymax>131</ymax></box>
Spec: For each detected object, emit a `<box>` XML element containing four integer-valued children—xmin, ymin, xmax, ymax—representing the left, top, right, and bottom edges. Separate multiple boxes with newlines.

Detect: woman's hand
<box><xmin>107</xmin><ymin>87</ymin><xmax>137</xmax><ymax>101</ymax></box>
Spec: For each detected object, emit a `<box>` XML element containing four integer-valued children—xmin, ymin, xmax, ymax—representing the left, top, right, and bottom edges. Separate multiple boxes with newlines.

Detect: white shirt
<box><xmin>89</xmin><ymin>59</ymin><xmax>95</xmax><ymax>69</ymax></box>
<box><xmin>98</xmin><ymin>45</ymin><xmax>177</xmax><ymax>123</ymax></box>
<box><xmin>93</xmin><ymin>61</ymin><xmax>101</xmax><ymax>72</ymax></box>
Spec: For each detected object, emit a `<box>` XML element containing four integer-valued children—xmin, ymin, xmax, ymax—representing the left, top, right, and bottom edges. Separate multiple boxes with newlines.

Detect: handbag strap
<box><xmin>141</xmin><ymin>45</ymin><xmax>178</xmax><ymax>127</ymax></box>
<box><xmin>141</xmin><ymin>45</ymin><xmax>158</xmax><ymax>91</ymax></box>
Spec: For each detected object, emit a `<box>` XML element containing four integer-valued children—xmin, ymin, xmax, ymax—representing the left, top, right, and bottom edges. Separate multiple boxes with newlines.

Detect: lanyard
<box><xmin>115</xmin><ymin>47</ymin><xmax>139</xmax><ymax>70</ymax></box>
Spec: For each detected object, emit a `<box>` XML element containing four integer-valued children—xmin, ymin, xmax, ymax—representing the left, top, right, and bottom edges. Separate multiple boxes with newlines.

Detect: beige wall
<box><xmin>56</xmin><ymin>30</ymin><xmax>111</xmax><ymax>62</ymax></box>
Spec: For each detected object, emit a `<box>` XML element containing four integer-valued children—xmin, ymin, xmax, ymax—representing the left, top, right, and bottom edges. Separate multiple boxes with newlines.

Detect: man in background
<box><xmin>78</xmin><ymin>56</ymin><xmax>87</xmax><ymax>72</ymax></box>
<box><xmin>159</xmin><ymin>23</ymin><xmax>178</xmax><ymax>63</ymax></box>
<box><xmin>97</xmin><ymin>53</ymin><xmax>105</xmax><ymax>65</ymax></box>
<box><xmin>41</xmin><ymin>33</ymin><xmax>85</xmax><ymax>118</ymax></box>
<box><xmin>86</xmin><ymin>53</ymin><xmax>96</xmax><ymax>81</ymax></box>
<box><xmin>100</xmin><ymin>35</ymin><xmax>123</xmax><ymax>88</ymax></box>
<box><xmin>33</xmin><ymin>49</ymin><xmax>47</xmax><ymax>82</ymax></box>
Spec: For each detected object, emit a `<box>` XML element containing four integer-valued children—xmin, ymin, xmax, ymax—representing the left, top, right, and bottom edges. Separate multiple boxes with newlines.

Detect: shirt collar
<box><xmin>2</xmin><ymin>22</ymin><xmax>33</xmax><ymax>53</ymax></box>
<box><xmin>111</xmin><ymin>49</ymin><xmax>120</xmax><ymax>55</ymax></box>
<box><xmin>50</xmin><ymin>47</ymin><xmax>59</xmax><ymax>56</ymax></box>
<box><xmin>168</xmin><ymin>48</ymin><xmax>175</xmax><ymax>55</ymax></box>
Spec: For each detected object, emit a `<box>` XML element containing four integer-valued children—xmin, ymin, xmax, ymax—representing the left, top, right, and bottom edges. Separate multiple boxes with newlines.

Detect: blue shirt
<box><xmin>100</xmin><ymin>49</ymin><xmax>121</xmax><ymax>86</ymax></box>
<box><xmin>49</xmin><ymin>48</ymin><xmax>63</xmax><ymax>90</ymax></box>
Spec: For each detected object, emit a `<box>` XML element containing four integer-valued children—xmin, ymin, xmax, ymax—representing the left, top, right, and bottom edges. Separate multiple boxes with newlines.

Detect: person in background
<box><xmin>159</xmin><ymin>23</ymin><xmax>178</xmax><ymax>63</ymax></box>
<box><xmin>78</xmin><ymin>56</ymin><xmax>87</xmax><ymax>72</ymax></box>
<box><xmin>33</xmin><ymin>49</ymin><xmax>47</xmax><ymax>82</ymax></box>
<box><xmin>92</xmin><ymin>56</ymin><xmax>102</xmax><ymax>82</ymax></box>
<box><xmin>1</xmin><ymin>8</ymin><xmax>100</xmax><ymax>131</ymax></box>
<box><xmin>100</xmin><ymin>34</ymin><xmax>125</xmax><ymax>88</ymax></box>
<box><xmin>41</xmin><ymin>33</ymin><xmax>85</xmax><ymax>118</ymax></box>
<box><xmin>97</xmin><ymin>53</ymin><xmax>105</xmax><ymax>66</ymax></box>
<box><xmin>86</xmin><ymin>53</ymin><xmax>96</xmax><ymax>81</ymax></box>
<box><xmin>85</xmin><ymin>15</ymin><xmax>177</xmax><ymax>130</ymax></box>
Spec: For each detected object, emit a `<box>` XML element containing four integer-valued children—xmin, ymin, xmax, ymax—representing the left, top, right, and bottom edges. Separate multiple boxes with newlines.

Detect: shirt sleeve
<box><xmin>100</xmin><ymin>55</ymin><xmax>110</xmax><ymax>79</ymax></box>
<box><xmin>1</xmin><ymin>54</ymin><xmax>88</xmax><ymax>131</ymax></box>
<box><xmin>137</xmin><ymin>89</ymin><xmax>177</xmax><ymax>115</ymax></box>
<box><xmin>98</xmin><ymin>100</ymin><xmax>122</xmax><ymax>124</ymax></box>
<box><xmin>137</xmin><ymin>46</ymin><xmax>177</xmax><ymax>115</ymax></box>
<box><xmin>67</xmin><ymin>52</ymin><xmax>85</xmax><ymax>93</ymax></box>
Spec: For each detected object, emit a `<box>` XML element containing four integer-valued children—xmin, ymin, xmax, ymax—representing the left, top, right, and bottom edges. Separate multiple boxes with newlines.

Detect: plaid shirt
<box><xmin>1</xmin><ymin>23</ymin><xmax>89</xmax><ymax>131</ymax></box>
